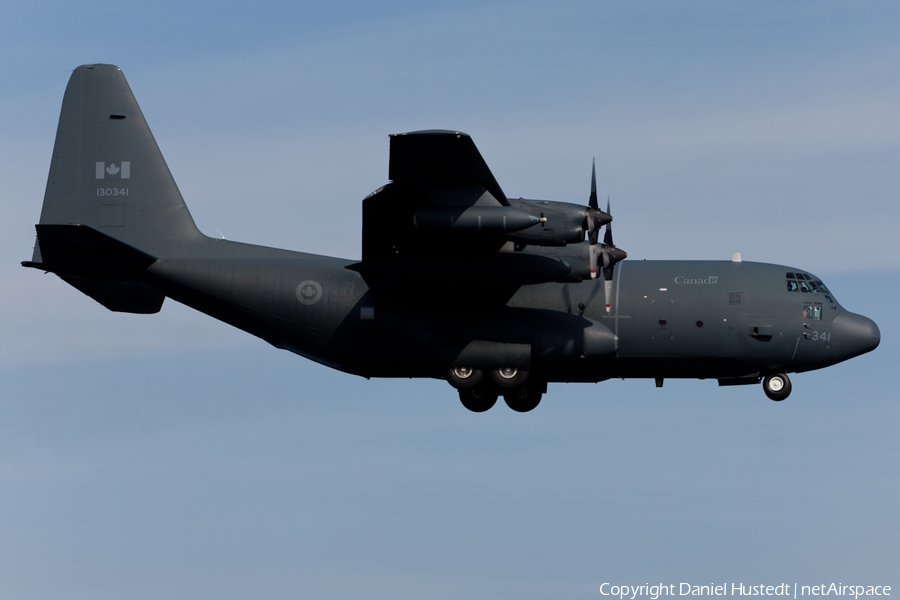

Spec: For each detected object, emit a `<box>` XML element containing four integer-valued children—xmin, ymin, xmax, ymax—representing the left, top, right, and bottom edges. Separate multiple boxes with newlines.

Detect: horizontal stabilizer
<box><xmin>25</xmin><ymin>224</ymin><xmax>156</xmax><ymax>276</ymax></box>
<box><xmin>55</xmin><ymin>273</ymin><xmax>164</xmax><ymax>313</ymax></box>
<box><xmin>23</xmin><ymin>224</ymin><xmax>164</xmax><ymax>313</ymax></box>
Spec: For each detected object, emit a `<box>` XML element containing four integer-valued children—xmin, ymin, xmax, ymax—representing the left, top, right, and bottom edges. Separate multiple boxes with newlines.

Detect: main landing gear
<box><xmin>763</xmin><ymin>373</ymin><xmax>792</xmax><ymax>401</ymax></box>
<box><xmin>449</xmin><ymin>367</ymin><xmax>544</xmax><ymax>413</ymax></box>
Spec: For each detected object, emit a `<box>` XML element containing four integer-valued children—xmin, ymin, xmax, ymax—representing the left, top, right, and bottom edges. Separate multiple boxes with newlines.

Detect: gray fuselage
<box><xmin>144</xmin><ymin>239</ymin><xmax>875</xmax><ymax>384</ymax></box>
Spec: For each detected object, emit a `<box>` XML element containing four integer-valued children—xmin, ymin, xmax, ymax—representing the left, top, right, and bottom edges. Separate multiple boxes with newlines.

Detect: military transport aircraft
<box><xmin>24</xmin><ymin>64</ymin><xmax>880</xmax><ymax>412</ymax></box>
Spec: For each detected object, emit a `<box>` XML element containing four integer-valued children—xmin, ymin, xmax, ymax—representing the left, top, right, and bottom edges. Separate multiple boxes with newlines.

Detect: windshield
<box><xmin>785</xmin><ymin>272</ymin><xmax>836</xmax><ymax>303</ymax></box>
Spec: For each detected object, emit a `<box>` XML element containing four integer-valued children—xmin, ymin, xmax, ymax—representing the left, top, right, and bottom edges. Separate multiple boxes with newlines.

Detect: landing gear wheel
<box><xmin>763</xmin><ymin>373</ymin><xmax>792</xmax><ymax>401</ymax></box>
<box><xmin>459</xmin><ymin>384</ymin><xmax>499</xmax><ymax>413</ymax></box>
<box><xmin>490</xmin><ymin>367</ymin><xmax>529</xmax><ymax>388</ymax></box>
<box><xmin>446</xmin><ymin>367</ymin><xmax>484</xmax><ymax>389</ymax></box>
<box><xmin>503</xmin><ymin>382</ymin><xmax>543</xmax><ymax>413</ymax></box>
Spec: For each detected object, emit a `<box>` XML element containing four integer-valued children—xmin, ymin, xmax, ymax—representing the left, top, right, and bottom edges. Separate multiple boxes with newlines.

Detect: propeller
<box><xmin>600</xmin><ymin>196</ymin><xmax>627</xmax><ymax>313</ymax></box>
<box><xmin>586</xmin><ymin>159</ymin><xmax>601</xmax><ymax>280</ymax></box>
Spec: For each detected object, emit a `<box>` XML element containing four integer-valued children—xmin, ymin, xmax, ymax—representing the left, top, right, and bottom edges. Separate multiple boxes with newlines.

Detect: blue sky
<box><xmin>1</xmin><ymin>2</ymin><xmax>898</xmax><ymax>599</ymax></box>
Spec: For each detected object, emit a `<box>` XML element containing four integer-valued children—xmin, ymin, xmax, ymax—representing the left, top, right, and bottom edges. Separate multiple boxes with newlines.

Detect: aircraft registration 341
<box><xmin>24</xmin><ymin>65</ymin><xmax>880</xmax><ymax>412</ymax></box>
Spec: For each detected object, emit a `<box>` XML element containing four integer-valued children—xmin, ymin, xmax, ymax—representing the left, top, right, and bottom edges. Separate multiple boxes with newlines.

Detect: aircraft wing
<box><xmin>348</xmin><ymin>130</ymin><xmax>609</xmax><ymax>292</ymax></box>
<box><xmin>387</xmin><ymin>130</ymin><xmax>507</xmax><ymax>205</ymax></box>
<box><xmin>349</xmin><ymin>130</ymin><xmax>577</xmax><ymax>289</ymax></box>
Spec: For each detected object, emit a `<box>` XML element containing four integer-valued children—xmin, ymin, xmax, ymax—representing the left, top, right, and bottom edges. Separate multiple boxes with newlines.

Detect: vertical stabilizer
<box><xmin>35</xmin><ymin>64</ymin><xmax>204</xmax><ymax>262</ymax></box>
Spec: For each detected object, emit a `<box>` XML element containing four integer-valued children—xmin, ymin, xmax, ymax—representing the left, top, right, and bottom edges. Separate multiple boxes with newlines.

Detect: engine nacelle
<box><xmin>504</xmin><ymin>198</ymin><xmax>610</xmax><ymax>247</ymax></box>
<box><xmin>414</xmin><ymin>205</ymin><xmax>541</xmax><ymax>233</ymax></box>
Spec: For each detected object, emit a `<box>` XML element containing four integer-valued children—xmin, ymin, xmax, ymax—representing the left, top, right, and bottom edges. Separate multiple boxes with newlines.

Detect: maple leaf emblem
<box><xmin>300</xmin><ymin>284</ymin><xmax>318</xmax><ymax>300</ymax></box>
<box><xmin>106</xmin><ymin>163</ymin><xmax>120</xmax><ymax>176</ymax></box>
<box><xmin>295</xmin><ymin>280</ymin><xmax>322</xmax><ymax>305</ymax></box>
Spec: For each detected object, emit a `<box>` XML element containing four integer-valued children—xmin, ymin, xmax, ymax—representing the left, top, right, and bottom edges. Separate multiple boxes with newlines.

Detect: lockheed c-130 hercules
<box><xmin>24</xmin><ymin>64</ymin><xmax>880</xmax><ymax>412</ymax></box>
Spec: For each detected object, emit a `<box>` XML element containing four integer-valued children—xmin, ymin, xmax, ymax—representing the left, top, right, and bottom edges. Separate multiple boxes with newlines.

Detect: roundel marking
<box><xmin>296</xmin><ymin>280</ymin><xmax>323</xmax><ymax>305</ymax></box>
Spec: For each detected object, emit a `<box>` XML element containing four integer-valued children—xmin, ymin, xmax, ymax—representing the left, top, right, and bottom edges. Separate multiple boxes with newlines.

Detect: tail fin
<box><xmin>25</xmin><ymin>64</ymin><xmax>205</xmax><ymax>313</ymax></box>
<box><xmin>33</xmin><ymin>64</ymin><xmax>204</xmax><ymax>260</ymax></box>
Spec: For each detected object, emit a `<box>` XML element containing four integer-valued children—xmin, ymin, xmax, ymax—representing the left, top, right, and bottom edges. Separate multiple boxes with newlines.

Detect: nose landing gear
<box><xmin>763</xmin><ymin>373</ymin><xmax>792</xmax><ymax>401</ymax></box>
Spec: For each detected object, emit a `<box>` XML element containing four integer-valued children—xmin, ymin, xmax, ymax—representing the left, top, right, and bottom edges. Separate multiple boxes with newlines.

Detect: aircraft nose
<box><xmin>832</xmin><ymin>312</ymin><xmax>880</xmax><ymax>362</ymax></box>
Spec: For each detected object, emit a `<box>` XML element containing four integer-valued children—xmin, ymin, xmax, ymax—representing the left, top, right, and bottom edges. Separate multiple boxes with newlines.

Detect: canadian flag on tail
<box><xmin>95</xmin><ymin>161</ymin><xmax>131</xmax><ymax>179</ymax></box>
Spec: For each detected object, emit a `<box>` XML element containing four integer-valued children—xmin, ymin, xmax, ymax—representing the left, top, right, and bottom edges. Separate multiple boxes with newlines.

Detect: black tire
<box><xmin>763</xmin><ymin>373</ymin><xmax>792</xmax><ymax>401</ymax></box>
<box><xmin>446</xmin><ymin>367</ymin><xmax>484</xmax><ymax>389</ymax></box>
<box><xmin>503</xmin><ymin>382</ymin><xmax>543</xmax><ymax>413</ymax></box>
<box><xmin>459</xmin><ymin>384</ymin><xmax>499</xmax><ymax>412</ymax></box>
<box><xmin>490</xmin><ymin>367</ymin><xmax>529</xmax><ymax>388</ymax></box>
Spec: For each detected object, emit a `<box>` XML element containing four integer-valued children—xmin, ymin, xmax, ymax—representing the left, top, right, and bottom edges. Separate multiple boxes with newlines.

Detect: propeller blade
<box><xmin>586</xmin><ymin>161</ymin><xmax>617</xmax><ymax>284</ymax></box>
<box><xmin>599</xmin><ymin>197</ymin><xmax>627</xmax><ymax>313</ymax></box>
<box><xmin>604</xmin><ymin>279</ymin><xmax>613</xmax><ymax>314</ymax></box>
<box><xmin>584</xmin><ymin>167</ymin><xmax>610</xmax><ymax>236</ymax></box>
<box><xmin>603</xmin><ymin>196</ymin><xmax>613</xmax><ymax>246</ymax></box>
<box><xmin>586</xmin><ymin>159</ymin><xmax>600</xmax><ymax>280</ymax></box>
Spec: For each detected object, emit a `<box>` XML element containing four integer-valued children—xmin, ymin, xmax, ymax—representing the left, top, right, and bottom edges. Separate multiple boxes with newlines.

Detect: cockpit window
<box><xmin>817</xmin><ymin>281</ymin><xmax>835</xmax><ymax>303</ymax></box>
<box><xmin>803</xmin><ymin>302</ymin><xmax>823</xmax><ymax>320</ymax></box>
<box><xmin>785</xmin><ymin>273</ymin><xmax>836</xmax><ymax>303</ymax></box>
